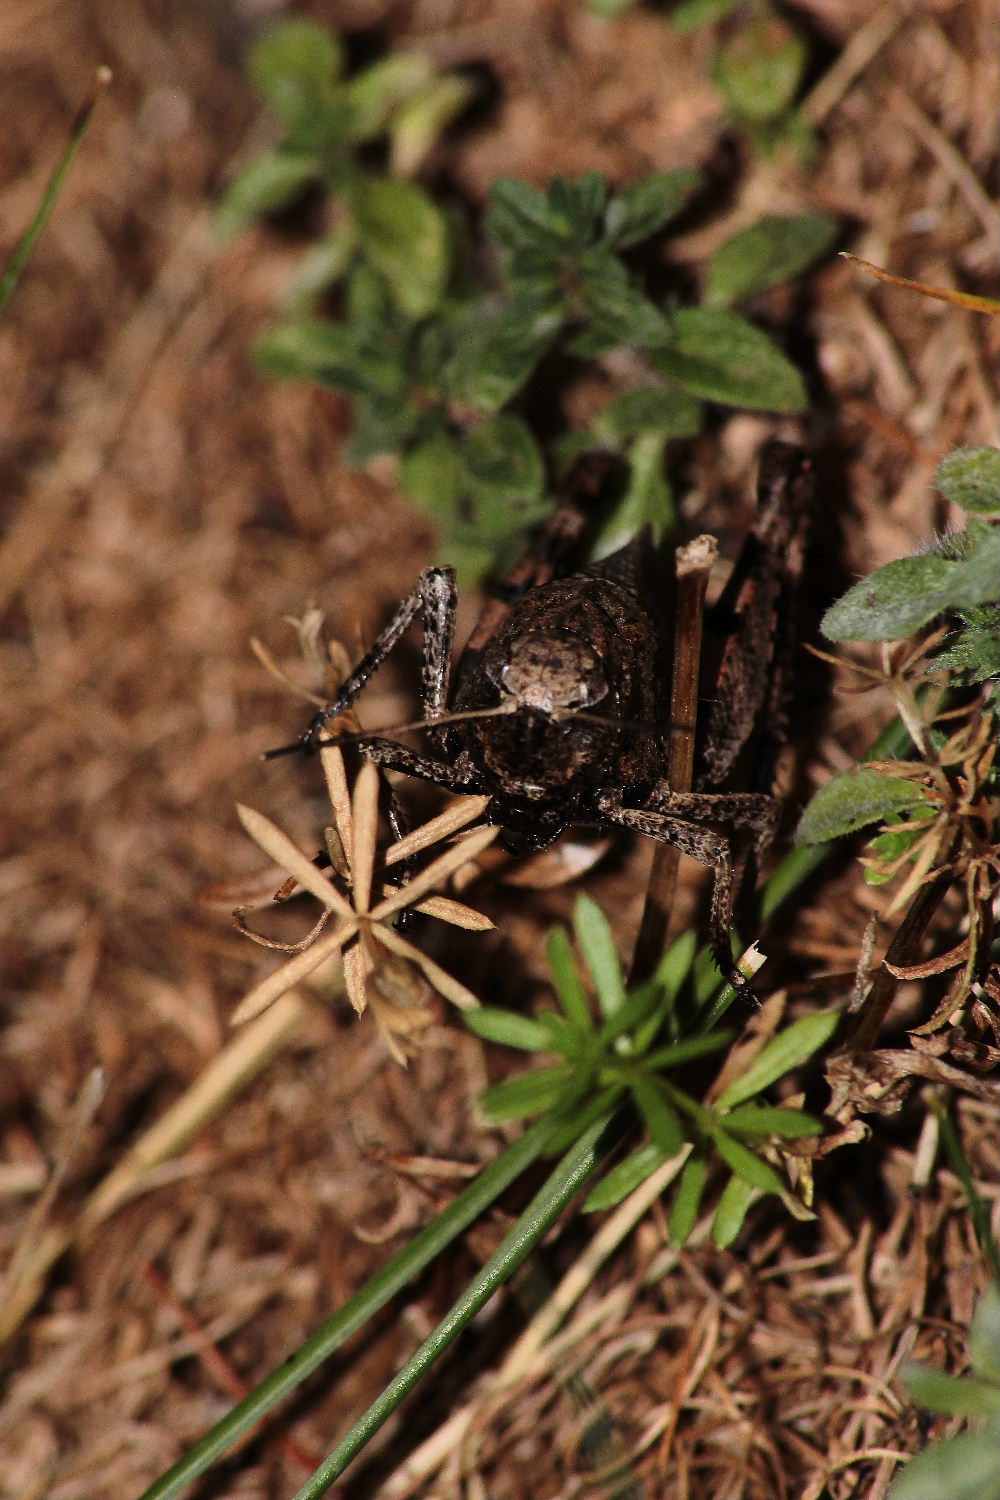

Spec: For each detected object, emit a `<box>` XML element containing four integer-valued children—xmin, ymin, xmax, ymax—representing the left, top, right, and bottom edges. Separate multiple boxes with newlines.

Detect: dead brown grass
<box><xmin>0</xmin><ymin>2</ymin><xmax>996</xmax><ymax>1497</ymax></box>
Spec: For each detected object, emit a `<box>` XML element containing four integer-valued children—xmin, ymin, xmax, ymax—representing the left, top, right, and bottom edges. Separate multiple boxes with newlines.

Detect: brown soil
<box><xmin>1</xmin><ymin>3</ymin><xmax>996</xmax><ymax>1497</ymax></box>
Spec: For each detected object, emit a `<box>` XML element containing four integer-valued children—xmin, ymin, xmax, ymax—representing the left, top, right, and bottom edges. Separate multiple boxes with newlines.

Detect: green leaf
<box><xmin>248</xmin><ymin>20</ymin><xmax>343</xmax><ymax>137</ymax></box>
<box><xmin>400</xmin><ymin>426</ymin><xmax>461</xmax><ymax>520</ymax></box>
<box><xmin>600</xmin><ymin>384</ymin><xmax>703</xmax><ymax>440</ymax></box>
<box><xmin>487</xmin><ymin>178</ymin><xmax>562</xmax><ymax>252</ymax></box>
<box><xmin>669</xmin><ymin>1152</ymin><xmax>708</xmax><ymax>1245</ymax></box>
<box><xmin>343</xmin><ymin>52</ymin><xmax>433</xmax><ymax>141</ymax></box>
<box><xmin>460</xmin><ymin>414</ymin><xmax>545</xmax><ymax>505</ymax></box>
<box><xmin>886</xmin><ymin>1417</ymin><xmax>1000</xmax><ymax>1500</ymax></box>
<box><xmin>215</xmin><ymin>150</ymin><xmax>322</xmax><ymax>238</ymax></box>
<box><xmin>604</xmin><ymin>170</ymin><xmax>702</xmax><ymax>247</ymax></box>
<box><xmin>391</xmin><ymin>74</ymin><xmax>475</xmax><ymax>176</ymax></box>
<box><xmin>588</xmin><ymin>430</ymin><xmax>672</xmax><ymax>560</ymax></box>
<box><xmin>795</xmin><ymin>768</ymin><xmax>930</xmax><ymax>844</ymax></box>
<box><xmin>900</xmin><ymin>1365</ymin><xmax>999</xmax><ymax>1421</ymax></box>
<box><xmin>548</xmin><ymin>174</ymin><xmax>608</xmax><ymax>243</ymax></box>
<box><xmin>463</xmin><ymin>1006</ymin><xmax>551</xmax><ymax>1052</ymax></box>
<box><xmin>723</xmin><ymin>1104</ymin><xmax>824</xmax><ymax>1139</ymax></box>
<box><xmin>352</xmin><ymin>178</ymin><xmax>450</xmax><ymax>318</ymax></box>
<box><xmin>632</xmin><ymin>1078</ymin><xmax>686</xmax><ymax>1155</ymax></box>
<box><xmin>716</xmin><ymin>1011</ymin><xmax>840</xmax><ymax>1108</ymax></box>
<box><xmin>479</xmin><ymin>1063</ymin><xmax>576</xmax><ymax>1121</ymax></box>
<box><xmin>284</xmin><ymin>220</ymin><xmax>360</xmax><ymax>309</ymax></box>
<box><xmin>822</xmin><ymin>529</ymin><xmax>1000</xmax><ymax>641</ymax></box>
<box><xmin>714</xmin><ymin>16</ymin><xmax>807</xmax><ymax>124</ymax></box>
<box><xmin>576</xmin><ymin>250</ymin><xmax>674</xmax><ymax>346</ymax></box>
<box><xmin>713</xmin><ymin>1131</ymin><xmax>785</xmax><ymax>1195</ymax></box>
<box><xmin>712</xmin><ymin>1173</ymin><xmax>757</xmax><ymax>1247</ymax></box>
<box><xmin>705</xmin><ymin>213</ymin><xmax>838</xmax><ymax>307</ymax></box>
<box><xmin>447</xmin><ymin>290</ymin><xmax>562</xmax><ymax>412</ymax></box>
<box><xmin>935</xmin><ymin>446</ymin><xmax>1000</xmax><ymax>515</ymax></box>
<box><xmin>573</xmin><ymin>895</ymin><xmax>627</xmax><ymax>1019</ymax></box>
<box><xmin>933</xmin><ymin>607</ymin><xmax>1000</xmax><ymax>683</ymax></box>
<box><xmin>584</xmin><ymin>1142</ymin><xmax>666</xmax><ymax>1212</ymax></box>
<box><xmin>650</xmin><ymin>307</ymin><xmax>806</xmax><ymax>411</ymax></box>
<box><xmin>546</xmin><ymin>926</ymin><xmax>593</xmax><ymax>1033</ymax></box>
<box><xmin>969</xmin><ymin>1286</ymin><xmax>1000</xmax><ymax>1383</ymax></box>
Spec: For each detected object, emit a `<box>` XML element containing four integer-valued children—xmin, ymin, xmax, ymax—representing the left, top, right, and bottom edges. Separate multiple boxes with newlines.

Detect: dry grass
<box><xmin>0</xmin><ymin>2</ymin><xmax>996</xmax><ymax>1496</ymax></box>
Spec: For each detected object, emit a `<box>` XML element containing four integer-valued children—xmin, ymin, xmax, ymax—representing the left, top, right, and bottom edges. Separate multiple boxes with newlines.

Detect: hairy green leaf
<box><xmin>651</xmin><ymin>307</ymin><xmax>806</xmax><ymax>410</ymax></box>
<box><xmin>795</xmin><ymin>768</ymin><xmax>930</xmax><ymax>844</ymax></box>
<box><xmin>705</xmin><ymin>213</ymin><xmax>837</xmax><ymax>307</ymax></box>
<box><xmin>935</xmin><ymin>446</ymin><xmax>1000</xmax><ymax>516</ymax></box>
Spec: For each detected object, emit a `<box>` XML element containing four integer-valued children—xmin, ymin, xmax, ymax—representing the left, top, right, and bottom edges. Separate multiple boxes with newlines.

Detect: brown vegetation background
<box><xmin>0</xmin><ymin>2</ymin><xmax>996</xmax><ymax>1496</ymax></box>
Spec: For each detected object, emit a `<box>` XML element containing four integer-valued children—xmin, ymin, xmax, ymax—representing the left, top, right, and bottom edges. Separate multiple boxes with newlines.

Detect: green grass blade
<box><xmin>290</xmin><ymin>1113</ymin><xmax>620</xmax><ymax>1498</ymax></box>
<box><xmin>137</xmin><ymin>1115</ymin><xmax>558</xmax><ymax>1500</ymax></box>
<box><xmin>0</xmin><ymin>67</ymin><xmax>111</xmax><ymax>321</ymax></box>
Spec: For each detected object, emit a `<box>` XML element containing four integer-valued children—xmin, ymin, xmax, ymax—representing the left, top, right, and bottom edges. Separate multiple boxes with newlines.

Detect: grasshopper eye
<box><xmin>494</xmin><ymin>629</ymin><xmax>610</xmax><ymax>713</ymax></box>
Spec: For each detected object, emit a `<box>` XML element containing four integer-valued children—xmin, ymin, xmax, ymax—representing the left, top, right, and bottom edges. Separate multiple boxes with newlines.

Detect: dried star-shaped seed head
<box><xmin>233</xmin><ymin>738</ymin><xmax>498</xmax><ymax>1063</ymax></box>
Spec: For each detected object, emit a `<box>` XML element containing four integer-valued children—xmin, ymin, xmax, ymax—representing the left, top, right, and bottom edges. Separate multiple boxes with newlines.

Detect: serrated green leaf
<box><xmin>460</xmin><ymin>413</ymin><xmax>545</xmax><ymax>503</ymax></box>
<box><xmin>723</xmin><ymin>1104</ymin><xmax>823</xmax><ymax>1138</ymax></box>
<box><xmin>351</xmin><ymin>178</ymin><xmax>450</xmax><ymax>318</ymax></box>
<box><xmin>650</xmin><ymin>307</ymin><xmax>806</xmax><ymax>411</ymax></box>
<box><xmin>712</xmin><ymin>1172</ymin><xmax>757</xmax><ymax>1247</ymax></box>
<box><xmin>447</xmin><ymin>290</ymin><xmax>561</xmax><ymax>412</ymax></box>
<box><xmin>669</xmin><ymin>1152</ymin><xmax>708</xmax><ymax>1245</ymax></box>
<box><xmin>573</xmin><ymin>895</ymin><xmax>627</xmax><ymax>1019</ymax></box>
<box><xmin>464</xmin><ymin>1006</ymin><xmax>551</xmax><ymax>1051</ymax></box>
<box><xmin>249</xmin><ymin>21</ymin><xmax>343</xmax><ymax>138</ymax></box>
<box><xmin>714</xmin><ymin>16</ymin><xmax>807</xmax><ymax>124</ymax></box>
<box><xmin>632</xmin><ymin>1078</ymin><xmax>686</xmax><ymax>1155</ymax></box>
<box><xmin>705</xmin><ymin>213</ymin><xmax>838</xmax><ymax>307</ymax></box>
<box><xmin>795</xmin><ymin>768</ymin><xmax>930</xmax><ymax>844</ymax></box>
<box><xmin>822</xmin><ymin>525</ymin><xmax>1000</xmax><ymax>641</ymax></box>
<box><xmin>548</xmin><ymin>174</ymin><xmax>608</xmax><ymax>243</ymax></box>
<box><xmin>215</xmin><ymin>150</ymin><xmax>322</xmax><ymax>238</ymax></box>
<box><xmin>478</xmin><ymin>1063</ymin><xmax>575</xmax><ymax>1121</ymax></box>
<box><xmin>546</xmin><ymin>926</ymin><xmax>593</xmax><ymax>1033</ymax></box>
<box><xmin>713</xmin><ymin>1131</ymin><xmax>785</xmax><ymax>1194</ymax></box>
<box><xmin>936</xmin><ymin>446</ymin><xmax>1000</xmax><ymax>515</ymax></box>
<box><xmin>603</xmin><ymin>170</ymin><xmax>702</xmax><ymax>247</ymax></box>
<box><xmin>487</xmin><ymin>177</ymin><xmax>561</xmax><ymax>252</ymax></box>
<box><xmin>343</xmin><ymin>52</ymin><xmax>433</xmax><ymax>141</ymax></box>
<box><xmin>576</xmin><ymin>250</ymin><xmax>674</xmax><ymax>346</ymax></box>
<box><xmin>716</xmin><ymin>1012</ymin><xmax>841</xmax><ymax>1108</ymax></box>
<box><xmin>584</xmin><ymin>1142</ymin><xmax>667</xmax><ymax>1212</ymax></box>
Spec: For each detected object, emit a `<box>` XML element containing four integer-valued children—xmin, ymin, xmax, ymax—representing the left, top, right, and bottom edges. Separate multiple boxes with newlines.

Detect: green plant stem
<box><xmin>137</xmin><ymin>1114</ymin><xmax>558</xmax><ymax>1500</ymax></box>
<box><xmin>0</xmin><ymin>66</ymin><xmax>111</xmax><ymax>321</ymax></box>
<box><xmin>291</xmin><ymin>1113</ymin><xmax>618</xmax><ymax>1499</ymax></box>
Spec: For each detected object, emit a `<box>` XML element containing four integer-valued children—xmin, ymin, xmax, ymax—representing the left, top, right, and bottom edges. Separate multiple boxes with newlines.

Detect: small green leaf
<box><xmin>900</xmin><ymin>1365</ymin><xmax>999</xmax><ymax>1422</ymax></box>
<box><xmin>632</xmin><ymin>1078</ymin><xmax>686</xmax><ymax>1155</ymax></box>
<box><xmin>724</xmin><ymin>1104</ymin><xmax>823</xmax><ymax>1138</ymax></box>
<box><xmin>352</xmin><ymin>178</ymin><xmax>450</xmax><ymax>318</ymax></box>
<box><xmin>487</xmin><ymin>177</ymin><xmax>561</xmax><ymax>252</ymax></box>
<box><xmin>716</xmin><ymin>1011</ymin><xmax>840</xmax><ymax>1108</ymax></box>
<box><xmin>464</xmin><ymin>1007</ymin><xmax>551</xmax><ymax>1051</ymax></box>
<box><xmin>284</xmin><ymin>220</ymin><xmax>360</xmax><ymax>309</ymax></box>
<box><xmin>705</xmin><ymin>213</ymin><xmax>838</xmax><ymax>307</ymax></box>
<box><xmin>249</xmin><ymin>21</ymin><xmax>343</xmax><ymax>137</ymax></box>
<box><xmin>478</xmin><ymin>1064</ymin><xmax>575</xmax><ymax>1121</ymax></box>
<box><xmin>714</xmin><ymin>16</ymin><xmax>807</xmax><ymax>124</ymax></box>
<box><xmin>969</xmin><ymin>1286</ymin><xmax>1000</xmax><ymax>1383</ymax></box>
<box><xmin>712</xmin><ymin>1173</ymin><xmax>757</xmax><ymax>1247</ymax></box>
<box><xmin>588</xmin><ymin>430</ymin><xmax>672</xmax><ymax>560</ymax></box>
<box><xmin>546</xmin><ymin>927</ymin><xmax>593</xmax><ymax>1033</ymax></box>
<box><xmin>215</xmin><ymin>150</ymin><xmax>322</xmax><ymax>238</ymax></box>
<box><xmin>576</xmin><ymin>250</ymin><xmax>674</xmax><ymax>345</ymax></box>
<box><xmin>584</xmin><ymin>1142</ymin><xmax>667</xmax><ymax>1212</ymax></box>
<box><xmin>448</xmin><ymin>290</ymin><xmax>562</xmax><ymax>412</ymax></box>
<box><xmin>886</xmin><ymin>1417</ymin><xmax>1000</xmax><ymax>1500</ymax></box>
<box><xmin>600</xmin><ymin>384</ymin><xmax>703</xmax><ymax>440</ymax></box>
<box><xmin>713</xmin><ymin>1131</ymin><xmax>785</xmax><ymax>1195</ymax></box>
<box><xmin>935</xmin><ymin>446</ymin><xmax>1000</xmax><ymax>515</ymax></box>
<box><xmin>822</xmin><ymin>528</ymin><xmax>1000</xmax><ymax>641</ymax></box>
<box><xmin>603</xmin><ymin>170</ymin><xmax>702</xmax><ymax>247</ymax></box>
<box><xmin>573</xmin><ymin>895</ymin><xmax>627</xmax><ymax>1019</ymax></box>
<box><xmin>343</xmin><ymin>52</ymin><xmax>433</xmax><ymax>141</ymax></box>
<box><xmin>669</xmin><ymin>1152</ymin><xmax>708</xmax><ymax>1245</ymax></box>
<box><xmin>460</xmin><ymin>414</ymin><xmax>545</xmax><ymax>505</ymax></box>
<box><xmin>650</xmin><ymin>307</ymin><xmax>806</xmax><ymax>411</ymax></box>
<box><xmin>548</xmin><ymin>174</ymin><xmax>608</xmax><ymax>243</ymax></box>
<box><xmin>401</xmin><ymin>426</ymin><xmax>461</xmax><ymax>521</ymax></box>
<box><xmin>795</xmin><ymin>768</ymin><xmax>930</xmax><ymax>844</ymax></box>
<box><xmin>391</xmin><ymin>74</ymin><xmax>475</xmax><ymax>176</ymax></box>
